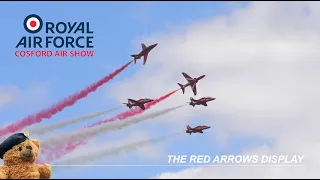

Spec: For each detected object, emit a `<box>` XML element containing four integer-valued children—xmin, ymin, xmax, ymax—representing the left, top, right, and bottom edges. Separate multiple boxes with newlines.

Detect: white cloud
<box><xmin>0</xmin><ymin>83</ymin><xmax>50</xmax><ymax>114</ymax></box>
<box><xmin>0</xmin><ymin>85</ymin><xmax>20</xmax><ymax>110</ymax></box>
<box><xmin>108</xmin><ymin>1</ymin><xmax>320</xmax><ymax>178</ymax></box>
<box><xmin>16</xmin><ymin>83</ymin><xmax>51</xmax><ymax>110</ymax></box>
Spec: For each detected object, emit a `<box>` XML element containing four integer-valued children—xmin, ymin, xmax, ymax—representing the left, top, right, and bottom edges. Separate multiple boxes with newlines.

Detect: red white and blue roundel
<box><xmin>24</xmin><ymin>14</ymin><xmax>43</xmax><ymax>33</ymax></box>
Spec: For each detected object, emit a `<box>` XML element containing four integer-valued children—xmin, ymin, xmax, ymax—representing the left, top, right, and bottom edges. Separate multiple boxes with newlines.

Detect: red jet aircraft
<box><xmin>186</xmin><ymin>125</ymin><xmax>211</xmax><ymax>135</ymax></box>
<box><xmin>189</xmin><ymin>97</ymin><xmax>216</xmax><ymax>107</ymax></box>
<box><xmin>123</xmin><ymin>98</ymin><xmax>154</xmax><ymax>110</ymax></box>
<box><xmin>131</xmin><ymin>43</ymin><xmax>158</xmax><ymax>65</ymax></box>
<box><xmin>178</xmin><ymin>72</ymin><xmax>205</xmax><ymax>96</ymax></box>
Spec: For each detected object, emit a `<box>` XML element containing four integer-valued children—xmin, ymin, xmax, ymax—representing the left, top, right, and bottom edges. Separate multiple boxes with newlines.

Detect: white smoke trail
<box><xmin>54</xmin><ymin>132</ymin><xmax>182</xmax><ymax>165</ymax></box>
<box><xmin>41</xmin><ymin>105</ymin><xmax>185</xmax><ymax>148</ymax></box>
<box><xmin>29</xmin><ymin>106</ymin><xmax>123</xmax><ymax>136</ymax></box>
<box><xmin>0</xmin><ymin>137</ymin><xmax>6</xmax><ymax>143</ymax></box>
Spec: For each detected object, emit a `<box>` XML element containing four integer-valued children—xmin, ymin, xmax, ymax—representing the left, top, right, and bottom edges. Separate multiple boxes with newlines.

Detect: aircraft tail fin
<box><xmin>178</xmin><ymin>83</ymin><xmax>185</xmax><ymax>94</ymax></box>
<box><xmin>190</xmin><ymin>97</ymin><xmax>195</xmax><ymax>102</ymax></box>
<box><xmin>141</xmin><ymin>43</ymin><xmax>147</xmax><ymax>50</ymax></box>
<box><xmin>186</xmin><ymin>125</ymin><xmax>191</xmax><ymax>130</ymax></box>
<box><xmin>123</xmin><ymin>103</ymin><xmax>132</xmax><ymax>108</ymax></box>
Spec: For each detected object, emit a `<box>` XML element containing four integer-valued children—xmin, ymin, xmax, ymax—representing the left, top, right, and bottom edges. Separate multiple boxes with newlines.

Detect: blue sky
<box><xmin>0</xmin><ymin>1</ymin><xmax>271</xmax><ymax>178</ymax></box>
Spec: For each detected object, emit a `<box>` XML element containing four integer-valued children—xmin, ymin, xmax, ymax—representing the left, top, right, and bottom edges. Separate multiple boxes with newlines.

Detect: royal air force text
<box><xmin>16</xmin><ymin>22</ymin><xmax>94</xmax><ymax>49</ymax></box>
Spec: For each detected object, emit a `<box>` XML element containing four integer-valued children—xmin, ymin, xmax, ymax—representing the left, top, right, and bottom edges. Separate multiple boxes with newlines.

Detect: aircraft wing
<box><xmin>138</xmin><ymin>104</ymin><xmax>146</xmax><ymax>110</ymax></box>
<box><xmin>143</xmin><ymin>53</ymin><xmax>148</xmax><ymax>65</ymax></box>
<box><xmin>191</xmin><ymin>83</ymin><xmax>197</xmax><ymax>96</ymax></box>
<box><xmin>182</xmin><ymin>72</ymin><xmax>193</xmax><ymax>82</ymax></box>
<box><xmin>141</xmin><ymin>43</ymin><xmax>147</xmax><ymax>50</ymax></box>
<box><xmin>128</xmin><ymin>99</ymin><xmax>138</xmax><ymax>103</ymax></box>
<box><xmin>202</xmin><ymin>102</ymin><xmax>207</xmax><ymax>106</ymax></box>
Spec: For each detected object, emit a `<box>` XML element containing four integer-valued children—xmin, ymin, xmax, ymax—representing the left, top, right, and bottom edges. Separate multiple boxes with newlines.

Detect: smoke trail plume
<box><xmin>0</xmin><ymin>61</ymin><xmax>132</xmax><ymax>136</ymax></box>
<box><xmin>29</xmin><ymin>106</ymin><xmax>123</xmax><ymax>135</ymax></box>
<box><xmin>41</xmin><ymin>90</ymin><xmax>179</xmax><ymax>163</ymax></box>
<box><xmin>41</xmin><ymin>105</ymin><xmax>185</xmax><ymax>162</ymax></box>
<box><xmin>39</xmin><ymin>140</ymin><xmax>86</xmax><ymax>164</ymax></box>
<box><xmin>88</xmin><ymin>89</ymin><xmax>179</xmax><ymax>127</ymax></box>
<box><xmin>54</xmin><ymin>132</ymin><xmax>182</xmax><ymax>165</ymax></box>
<box><xmin>41</xmin><ymin>105</ymin><xmax>185</xmax><ymax>148</ymax></box>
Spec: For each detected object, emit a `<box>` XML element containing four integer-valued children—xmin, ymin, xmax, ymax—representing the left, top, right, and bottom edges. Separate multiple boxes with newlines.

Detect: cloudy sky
<box><xmin>1</xmin><ymin>1</ymin><xmax>320</xmax><ymax>179</ymax></box>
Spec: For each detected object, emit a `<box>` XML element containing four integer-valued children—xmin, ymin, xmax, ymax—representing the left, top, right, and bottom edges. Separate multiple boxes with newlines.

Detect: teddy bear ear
<box><xmin>32</xmin><ymin>139</ymin><xmax>40</xmax><ymax>149</ymax></box>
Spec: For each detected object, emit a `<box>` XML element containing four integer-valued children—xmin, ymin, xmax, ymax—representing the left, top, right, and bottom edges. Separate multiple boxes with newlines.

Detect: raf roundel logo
<box><xmin>23</xmin><ymin>14</ymin><xmax>43</xmax><ymax>33</ymax></box>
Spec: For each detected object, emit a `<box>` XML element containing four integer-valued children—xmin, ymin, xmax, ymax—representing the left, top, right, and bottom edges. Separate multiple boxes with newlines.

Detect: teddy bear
<box><xmin>0</xmin><ymin>132</ymin><xmax>51</xmax><ymax>179</ymax></box>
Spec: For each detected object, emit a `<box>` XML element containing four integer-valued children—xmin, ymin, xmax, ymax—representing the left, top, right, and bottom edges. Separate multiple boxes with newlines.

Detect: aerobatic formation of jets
<box><xmin>130</xmin><ymin>43</ymin><xmax>214</xmax><ymax>135</ymax></box>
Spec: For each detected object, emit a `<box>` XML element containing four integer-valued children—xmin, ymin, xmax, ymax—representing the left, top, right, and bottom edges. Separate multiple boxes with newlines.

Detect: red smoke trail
<box><xmin>38</xmin><ymin>140</ymin><xmax>87</xmax><ymax>164</ymax></box>
<box><xmin>43</xmin><ymin>89</ymin><xmax>179</xmax><ymax>163</ymax></box>
<box><xmin>0</xmin><ymin>61</ymin><xmax>133</xmax><ymax>136</ymax></box>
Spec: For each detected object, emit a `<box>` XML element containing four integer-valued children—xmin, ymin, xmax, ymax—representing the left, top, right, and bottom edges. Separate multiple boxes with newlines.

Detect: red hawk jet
<box><xmin>131</xmin><ymin>43</ymin><xmax>158</xmax><ymax>65</ymax></box>
<box><xmin>177</xmin><ymin>72</ymin><xmax>205</xmax><ymax>96</ymax></box>
<box><xmin>186</xmin><ymin>125</ymin><xmax>211</xmax><ymax>135</ymax></box>
<box><xmin>123</xmin><ymin>98</ymin><xmax>154</xmax><ymax>110</ymax></box>
<box><xmin>189</xmin><ymin>97</ymin><xmax>216</xmax><ymax>107</ymax></box>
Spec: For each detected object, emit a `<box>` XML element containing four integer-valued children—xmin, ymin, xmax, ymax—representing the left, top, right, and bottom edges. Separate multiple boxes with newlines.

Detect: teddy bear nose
<box><xmin>26</xmin><ymin>146</ymin><xmax>32</xmax><ymax>150</ymax></box>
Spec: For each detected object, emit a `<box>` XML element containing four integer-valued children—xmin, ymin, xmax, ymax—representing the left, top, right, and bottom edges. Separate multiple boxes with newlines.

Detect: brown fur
<box><xmin>0</xmin><ymin>139</ymin><xmax>51</xmax><ymax>179</ymax></box>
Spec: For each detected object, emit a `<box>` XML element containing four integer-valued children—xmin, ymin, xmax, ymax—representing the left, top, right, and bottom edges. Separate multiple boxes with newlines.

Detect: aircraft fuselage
<box><xmin>124</xmin><ymin>98</ymin><xmax>154</xmax><ymax>110</ymax></box>
<box><xmin>191</xmin><ymin>97</ymin><xmax>216</xmax><ymax>105</ymax></box>
<box><xmin>134</xmin><ymin>43</ymin><xmax>158</xmax><ymax>59</ymax></box>
<box><xmin>182</xmin><ymin>75</ymin><xmax>205</xmax><ymax>88</ymax></box>
<box><xmin>186</xmin><ymin>125</ymin><xmax>210</xmax><ymax>134</ymax></box>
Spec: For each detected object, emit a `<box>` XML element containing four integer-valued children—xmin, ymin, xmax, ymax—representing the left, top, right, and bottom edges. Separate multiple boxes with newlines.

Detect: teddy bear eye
<box><xmin>18</xmin><ymin>147</ymin><xmax>22</xmax><ymax>151</ymax></box>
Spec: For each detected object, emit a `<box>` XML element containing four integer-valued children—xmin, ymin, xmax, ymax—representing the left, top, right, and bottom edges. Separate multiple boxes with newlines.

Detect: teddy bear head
<box><xmin>0</xmin><ymin>132</ymin><xmax>40</xmax><ymax>166</ymax></box>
